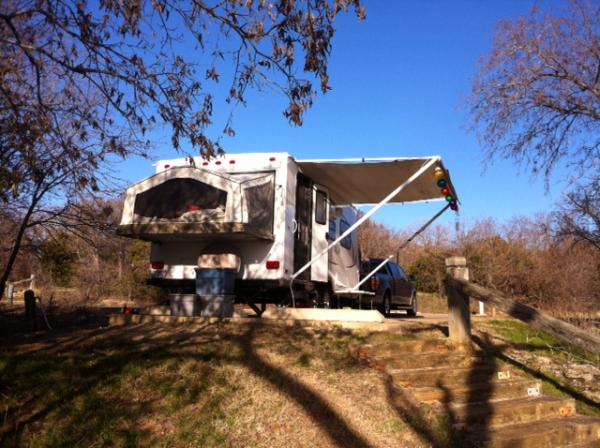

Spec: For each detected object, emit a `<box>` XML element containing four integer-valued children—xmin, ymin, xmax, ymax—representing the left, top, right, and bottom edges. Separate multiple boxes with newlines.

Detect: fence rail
<box><xmin>444</xmin><ymin>257</ymin><xmax>600</xmax><ymax>355</ymax></box>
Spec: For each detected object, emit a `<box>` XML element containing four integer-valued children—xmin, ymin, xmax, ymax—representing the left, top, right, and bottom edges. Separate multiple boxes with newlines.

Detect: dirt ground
<box><xmin>1</xmin><ymin>300</ymin><xmax>598</xmax><ymax>448</ymax></box>
<box><xmin>1</xmin><ymin>304</ymin><xmax>449</xmax><ymax>448</ymax></box>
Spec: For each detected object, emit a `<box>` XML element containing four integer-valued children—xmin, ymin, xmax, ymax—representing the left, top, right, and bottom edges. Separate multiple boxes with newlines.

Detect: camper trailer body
<box><xmin>118</xmin><ymin>153</ymin><xmax>359</xmax><ymax>302</ymax></box>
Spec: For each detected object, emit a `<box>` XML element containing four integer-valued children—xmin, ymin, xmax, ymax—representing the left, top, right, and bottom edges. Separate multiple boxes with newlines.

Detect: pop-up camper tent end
<box><xmin>289</xmin><ymin>156</ymin><xmax>459</xmax><ymax>304</ymax></box>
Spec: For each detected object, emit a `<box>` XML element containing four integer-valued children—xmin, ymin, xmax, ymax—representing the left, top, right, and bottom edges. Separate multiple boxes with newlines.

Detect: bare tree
<box><xmin>468</xmin><ymin>0</ymin><xmax>600</xmax><ymax>178</ymax></box>
<box><xmin>0</xmin><ymin>0</ymin><xmax>365</xmax><ymax>297</ymax></box>
<box><xmin>555</xmin><ymin>178</ymin><xmax>600</xmax><ymax>251</ymax></box>
<box><xmin>468</xmin><ymin>0</ymin><xmax>600</xmax><ymax>253</ymax></box>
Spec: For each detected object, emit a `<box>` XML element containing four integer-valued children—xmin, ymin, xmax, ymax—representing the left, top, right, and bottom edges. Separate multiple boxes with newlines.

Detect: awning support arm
<box><xmin>350</xmin><ymin>202</ymin><xmax>451</xmax><ymax>292</ymax></box>
<box><xmin>289</xmin><ymin>156</ymin><xmax>440</xmax><ymax>305</ymax></box>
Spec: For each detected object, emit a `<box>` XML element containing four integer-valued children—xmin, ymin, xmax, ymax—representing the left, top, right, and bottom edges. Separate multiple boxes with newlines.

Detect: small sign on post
<box><xmin>445</xmin><ymin>257</ymin><xmax>471</xmax><ymax>343</ymax></box>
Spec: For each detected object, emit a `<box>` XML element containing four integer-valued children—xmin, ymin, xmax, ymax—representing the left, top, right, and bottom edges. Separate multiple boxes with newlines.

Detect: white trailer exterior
<box><xmin>117</xmin><ymin>152</ymin><xmax>458</xmax><ymax>306</ymax></box>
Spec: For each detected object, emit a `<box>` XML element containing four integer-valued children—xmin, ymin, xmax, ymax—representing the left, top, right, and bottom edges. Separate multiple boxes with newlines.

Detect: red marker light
<box><xmin>229</xmin><ymin>160</ymin><xmax>236</xmax><ymax>164</ymax></box>
<box><xmin>215</xmin><ymin>161</ymin><xmax>222</xmax><ymax>165</ymax></box>
<box><xmin>269</xmin><ymin>157</ymin><xmax>276</xmax><ymax>162</ymax></box>
<box><xmin>202</xmin><ymin>161</ymin><xmax>209</xmax><ymax>166</ymax></box>
<box><xmin>151</xmin><ymin>261</ymin><xmax>165</xmax><ymax>270</ymax></box>
<box><xmin>266</xmin><ymin>260</ymin><xmax>280</xmax><ymax>270</ymax></box>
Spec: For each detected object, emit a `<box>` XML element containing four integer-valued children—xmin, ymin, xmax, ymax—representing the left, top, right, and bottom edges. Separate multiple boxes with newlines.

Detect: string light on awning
<box><xmin>434</xmin><ymin>166</ymin><xmax>459</xmax><ymax>212</ymax></box>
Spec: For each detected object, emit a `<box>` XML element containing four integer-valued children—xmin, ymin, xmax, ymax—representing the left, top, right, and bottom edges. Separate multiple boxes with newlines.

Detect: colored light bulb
<box><xmin>441</xmin><ymin>187</ymin><xmax>450</xmax><ymax>196</ymax></box>
<box><xmin>437</xmin><ymin>179</ymin><xmax>447</xmax><ymax>188</ymax></box>
<box><xmin>450</xmin><ymin>202</ymin><xmax>458</xmax><ymax>211</ymax></box>
<box><xmin>446</xmin><ymin>195</ymin><xmax>454</xmax><ymax>202</ymax></box>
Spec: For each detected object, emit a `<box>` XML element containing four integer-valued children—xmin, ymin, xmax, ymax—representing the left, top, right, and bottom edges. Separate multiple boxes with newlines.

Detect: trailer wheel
<box><xmin>315</xmin><ymin>286</ymin><xmax>332</xmax><ymax>308</ymax></box>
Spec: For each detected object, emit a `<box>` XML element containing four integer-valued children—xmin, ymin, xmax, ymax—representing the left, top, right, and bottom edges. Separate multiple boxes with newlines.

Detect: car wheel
<box><xmin>407</xmin><ymin>293</ymin><xmax>418</xmax><ymax>317</ymax></box>
<box><xmin>382</xmin><ymin>292</ymin><xmax>392</xmax><ymax>318</ymax></box>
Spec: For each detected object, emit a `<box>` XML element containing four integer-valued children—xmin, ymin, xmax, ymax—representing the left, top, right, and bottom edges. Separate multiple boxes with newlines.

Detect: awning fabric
<box><xmin>296</xmin><ymin>156</ymin><xmax>458</xmax><ymax>206</ymax></box>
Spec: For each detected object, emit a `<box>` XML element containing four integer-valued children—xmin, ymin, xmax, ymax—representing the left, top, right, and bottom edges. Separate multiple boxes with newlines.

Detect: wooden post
<box><xmin>24</xmin><ymin>289</ymin><xmax>37</xmax><ymax>332</ymax></box>
<box><xmin>445</xmin><ymin>257</ymin><xmax>471</xmax><ymax>343</ymax></box>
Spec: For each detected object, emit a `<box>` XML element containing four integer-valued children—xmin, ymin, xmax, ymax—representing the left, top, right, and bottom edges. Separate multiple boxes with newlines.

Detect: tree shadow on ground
<box><xmin>5</xmin><ymin>311</ymin><xmax>585</xmax><ymax>448</ymax></box>
<box><xmin>472</xmin><ymin>333</ymin><xmax>600</xmax><ymax>413</ymax></box>
<box><xmin>0</xmin><ymin>314</ymin><xmax>381</xmax><ymax>447</ymax></box>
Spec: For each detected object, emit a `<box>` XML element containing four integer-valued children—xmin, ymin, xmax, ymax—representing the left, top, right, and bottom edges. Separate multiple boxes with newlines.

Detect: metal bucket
<box><xmin>169</xmin><ymin>293</ymin><xmax>200</xmax><ymax>317</ymax></box>
<box><xmin>199</xmin><ymin>294</ymin><xmax>235</xmax><ymax>318</ymax></box>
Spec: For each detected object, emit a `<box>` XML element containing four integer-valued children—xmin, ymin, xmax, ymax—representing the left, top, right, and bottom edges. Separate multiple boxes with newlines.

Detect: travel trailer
<box><xmin>117</xmin><ymin>152</ymin><xmax>458</xmax><ymax>308</ymax></box>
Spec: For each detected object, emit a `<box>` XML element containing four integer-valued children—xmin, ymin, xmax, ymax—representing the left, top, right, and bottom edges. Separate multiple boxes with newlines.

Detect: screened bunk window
<box><xmin>243</xmin><ymin>178</ymin><xmax>275</xmax><ymax>230</ymax></box>
<box><xmin>134</xmin><ymin>178</ymin><xmax>227</xmax><ymax>220</ymax></box>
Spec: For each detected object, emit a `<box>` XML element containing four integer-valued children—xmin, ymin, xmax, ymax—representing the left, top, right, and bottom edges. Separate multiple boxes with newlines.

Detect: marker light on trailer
<box><xmin>151</xmin><ymin>262</ymin><xmax>165</xmax><ymax>270</ymax></box>
<box><xmin>266</xmin><ymin>260</ymin><xmax>280</xmax><ymax>270</ymax></box>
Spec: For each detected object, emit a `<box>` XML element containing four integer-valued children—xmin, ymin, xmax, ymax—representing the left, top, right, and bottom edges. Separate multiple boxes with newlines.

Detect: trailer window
<box><xmin>134</xmin><ymin>178</ymin><xmax>227</xmax><ymax>220</ymax></box>
<box><xmin>243</xmin><ymin>178</ymin><xmax>275</xmax><ymax>230</ymax></box>
<box><xmin>315</xmin><ymin>190</ymin><xmax>327</xmax><ymax>225</ymax></box>
<box><xmin>339</xmin><ymin>219</ymin><xmax>352</xmax><ymax>250</ymax></box>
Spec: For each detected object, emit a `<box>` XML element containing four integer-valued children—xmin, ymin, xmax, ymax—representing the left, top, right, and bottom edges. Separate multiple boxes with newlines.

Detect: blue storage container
<box><xmin>195</xmin><ymin>268</ymin><xmax>236</xmax><ymax>295</ymax></box>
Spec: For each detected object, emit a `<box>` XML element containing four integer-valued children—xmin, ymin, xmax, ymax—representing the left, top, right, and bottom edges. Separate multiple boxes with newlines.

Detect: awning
<box><xmin>296</xmin><ymin>156</ymin><xmax>458</xmax><ymax>206</ymax></box>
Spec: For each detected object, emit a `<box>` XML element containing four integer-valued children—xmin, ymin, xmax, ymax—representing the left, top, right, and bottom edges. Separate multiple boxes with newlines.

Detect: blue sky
<box><xmin>117</xmin><ymin>0</ymin><xmax>570</xmax><ymax>233</ymax></box>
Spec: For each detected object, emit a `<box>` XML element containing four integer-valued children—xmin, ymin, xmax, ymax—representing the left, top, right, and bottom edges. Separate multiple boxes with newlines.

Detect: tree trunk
<box><xmin>0</xmin><ymin>200</ymin><xmax>37</xmax><ymax>298</ymax></box>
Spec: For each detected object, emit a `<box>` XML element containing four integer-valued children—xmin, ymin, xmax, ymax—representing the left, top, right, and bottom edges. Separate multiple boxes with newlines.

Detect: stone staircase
<box><xmin>351</xmin><ymin>339</ymin><xmax>600</xmax><ymax>447</ymax></box>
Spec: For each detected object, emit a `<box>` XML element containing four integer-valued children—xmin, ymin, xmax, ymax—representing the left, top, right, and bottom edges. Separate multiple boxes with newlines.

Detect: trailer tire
<box><xmin>315</xmin><ymin>285</ymin><xmax>332</xmax><ymax>308</ymax></box>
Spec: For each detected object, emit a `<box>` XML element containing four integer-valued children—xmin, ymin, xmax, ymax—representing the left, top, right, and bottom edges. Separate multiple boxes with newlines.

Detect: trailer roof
<box><xmin>295</xmin><ymin>156</ymin><xmax>458</xmax><ymax>206</ymax></box>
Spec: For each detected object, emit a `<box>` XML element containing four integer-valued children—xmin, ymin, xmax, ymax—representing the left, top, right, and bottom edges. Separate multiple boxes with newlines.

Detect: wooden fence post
<box><xmin>24</xmin><ymin>289</ymin><xmax>37</xmax><ymax>332</ymax></box>
<box><xmin>445</xmin><ymin>257</ymin><xmax>471</xmax><ymax>343</ymax></box>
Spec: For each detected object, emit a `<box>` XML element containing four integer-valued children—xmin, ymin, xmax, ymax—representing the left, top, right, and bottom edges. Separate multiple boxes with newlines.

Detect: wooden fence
<box><xmin>444</xmin><ymin>257</ymin><xmax>600</xmax><ymax>355</ymax></box>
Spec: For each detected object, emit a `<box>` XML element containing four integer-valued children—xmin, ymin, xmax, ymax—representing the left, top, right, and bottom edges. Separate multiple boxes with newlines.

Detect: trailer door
<box><xmin>294</xmin><ymin>173</ymin><xmax>313</xmax><ymax>279</ymax></box>
<box><xmin>311</xmin><ymin>186</ymin><xmax>329</xmax><ymax>282</ymax></box>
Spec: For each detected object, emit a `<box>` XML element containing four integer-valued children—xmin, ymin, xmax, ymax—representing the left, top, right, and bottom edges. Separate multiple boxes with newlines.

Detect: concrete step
<box><xmin>473</xmin><ymin>416</ymin><xmax>600</xmax><ymax>448</ymax></box>
<box><xmin>389</xmin><ymin>364</ymin><xmax>515</xmax><ymax>388</ymax></box>
<box><xmin>452</xmin><ymin>396</ymin><xmax>576</xmax><ymax>428</ymax></box>
<box><xmin>413</xmin><ymin>378</ymin><xmax>543</xmax><ymax>404</ymax></box>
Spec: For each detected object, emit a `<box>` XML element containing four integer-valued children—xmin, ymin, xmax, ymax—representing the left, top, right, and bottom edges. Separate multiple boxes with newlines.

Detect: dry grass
<box><xmin>0</xmin><ymin>319</ymin><xmax>438</xmax><ymax>448</ymax></box>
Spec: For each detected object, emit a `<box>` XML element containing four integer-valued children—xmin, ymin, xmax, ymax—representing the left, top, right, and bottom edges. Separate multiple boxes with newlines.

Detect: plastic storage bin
<box><xmin>195</xmin><ymin>268</ymin><xmax>236</xmax><ymax>295</ymax></box>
